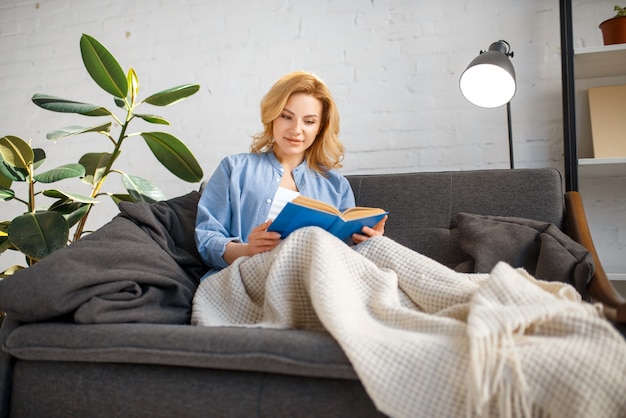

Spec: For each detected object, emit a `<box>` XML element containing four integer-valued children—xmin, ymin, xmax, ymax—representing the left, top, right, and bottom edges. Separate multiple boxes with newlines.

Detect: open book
<box><xmin>268</xmin><ymin>195</ymin><xmax>388</xmax><ymax>244</ymax></box>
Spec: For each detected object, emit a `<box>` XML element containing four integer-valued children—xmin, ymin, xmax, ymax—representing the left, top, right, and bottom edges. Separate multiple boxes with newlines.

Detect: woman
<box><xmin>195</xmin><ymin>71</ymin><xmax>387</xmax><ymax>279</ymax></box>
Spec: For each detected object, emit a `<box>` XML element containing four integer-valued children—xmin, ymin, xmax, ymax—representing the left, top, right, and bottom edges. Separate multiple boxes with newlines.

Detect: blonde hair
<box><xmin>251</xmin><ymin>71</ymin><xmax>344</xmax><ymax>173</ymax></box>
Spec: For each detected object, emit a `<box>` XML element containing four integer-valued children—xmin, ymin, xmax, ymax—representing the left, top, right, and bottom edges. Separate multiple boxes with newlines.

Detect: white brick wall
<box><xmin>0</xmin><ymin>0</ymin><xmax>623</xmax><ymax>274</ymax></box>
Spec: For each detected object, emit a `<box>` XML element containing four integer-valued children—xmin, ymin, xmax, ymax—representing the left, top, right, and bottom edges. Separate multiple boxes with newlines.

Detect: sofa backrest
<box><xmin>347</xmin><ymin>168</ymin><xmax>565</xmax><ymax>268</ymax></box>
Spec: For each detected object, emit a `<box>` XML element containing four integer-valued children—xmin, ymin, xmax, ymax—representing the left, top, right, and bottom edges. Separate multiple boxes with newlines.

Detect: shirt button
<box><xmin>266</xmin><ymin>199</ymin><xmax>271</xmax><ymax>204</ymax></box>
<box><xmin>275</xmin><ymin>177</ymin><xmax>280</xmax><ymax>181</ymax></box>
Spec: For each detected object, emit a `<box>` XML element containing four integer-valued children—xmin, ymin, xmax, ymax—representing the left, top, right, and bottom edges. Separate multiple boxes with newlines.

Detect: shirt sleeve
<box><xmin>195</xmin><ymin>158</ymin><xmax>240</xmax><ymax>270</ymax></box>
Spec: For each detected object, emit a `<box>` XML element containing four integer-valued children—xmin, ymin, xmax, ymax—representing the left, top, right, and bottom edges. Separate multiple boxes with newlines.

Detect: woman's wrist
<box><xmin>223</xmin><ymin>241</ymin><xmax>250</xmax><ymax>265</ymax></box>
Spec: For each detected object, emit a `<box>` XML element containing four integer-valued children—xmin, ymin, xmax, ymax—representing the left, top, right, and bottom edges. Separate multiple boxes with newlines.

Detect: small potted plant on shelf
<box><xmin>600</xmin><ymin>5</ymin><xmax>626</xmax><ymax>45</ymax></box>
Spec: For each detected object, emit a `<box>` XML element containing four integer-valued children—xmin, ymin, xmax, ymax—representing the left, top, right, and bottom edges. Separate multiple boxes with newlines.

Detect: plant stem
<box><xmin>28</xmin><ymin>164</ymin><xmax>35</xmax><ymax>213</ymax></box>
<box><xmin>26</xmin><ymin>164</ymin><xmax>36</xmax><ymax>265</ymax></box>
<box><xmin>71</xmin><ymin>109</ymin><xmax>132</xmax><ymax>242</ymax></box>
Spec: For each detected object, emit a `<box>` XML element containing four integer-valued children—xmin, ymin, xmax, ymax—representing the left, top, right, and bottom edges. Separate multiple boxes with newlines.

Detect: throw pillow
<box><xmin>456</xmin><ymin>212</ymin><xmax>594</xmax><ymax>299</ymax></box>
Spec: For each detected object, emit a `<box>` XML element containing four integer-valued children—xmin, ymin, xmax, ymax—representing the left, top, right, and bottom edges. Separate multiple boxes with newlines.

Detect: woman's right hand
<box><xmin>223</xmin><ymin>221</ymin><xmax>282</xmax><ymax>265</ymax></box>
<box><xmin>247</xmin><ymin>220</ymin><xmax>282</xmax><ymax>255</ymax></box>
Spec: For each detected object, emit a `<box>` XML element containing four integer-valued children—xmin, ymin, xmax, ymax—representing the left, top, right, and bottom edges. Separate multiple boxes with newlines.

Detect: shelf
<box><xmin>574</xmin><ymin>44</ymin><xmax>626</xmax><ymax>79</ymax></box>
<box><xmin>579</xmin><ymin>157</ymin><xmax>626</xmax><ymax>177</ymax></box>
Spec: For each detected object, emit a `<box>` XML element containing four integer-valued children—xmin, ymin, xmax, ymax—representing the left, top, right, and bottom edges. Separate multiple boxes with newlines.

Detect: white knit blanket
<box><xmin>192</xmin><ymin>227</ymin><xmax>626</xmax><ymax>418</ymax></box>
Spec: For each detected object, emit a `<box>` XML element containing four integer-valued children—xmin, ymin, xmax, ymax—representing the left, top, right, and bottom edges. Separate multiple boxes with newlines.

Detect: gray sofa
<box><xmin>1</xmin><ymin>167</ymin><xmax>624</xmax><ymax>418</ymax></box>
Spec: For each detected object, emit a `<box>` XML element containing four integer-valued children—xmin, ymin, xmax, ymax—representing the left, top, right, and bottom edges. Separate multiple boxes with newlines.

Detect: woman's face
<box><xmin>272</xmin><ymin>93</ymin><xmax>322</xmax><ymax>162</ymax></box>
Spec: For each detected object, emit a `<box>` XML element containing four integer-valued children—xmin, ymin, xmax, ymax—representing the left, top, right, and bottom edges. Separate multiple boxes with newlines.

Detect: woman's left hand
<box><xmin>351</xmin><ymin>215</ymin><xmax>388</xmax><ymax>244</ymax></box>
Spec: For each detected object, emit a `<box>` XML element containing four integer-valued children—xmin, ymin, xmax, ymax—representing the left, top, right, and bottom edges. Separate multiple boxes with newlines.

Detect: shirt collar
<box><xmin>267</xmin><ymin>150</ymin><xmax>308</xmax><ymax>175</ymax></box>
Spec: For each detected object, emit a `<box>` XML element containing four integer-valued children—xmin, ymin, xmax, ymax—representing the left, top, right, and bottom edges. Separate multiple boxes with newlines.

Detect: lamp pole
<box><xmin>507</xmin><ymin>101</ymin><xmax>514</xmax><ymax>169</ymax></box>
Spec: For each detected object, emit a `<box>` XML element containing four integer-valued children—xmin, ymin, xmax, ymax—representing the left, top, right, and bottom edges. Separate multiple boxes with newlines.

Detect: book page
<box><xmin>291</xmin><ymin>195</ymin><xmax>386</xmax><ymax>221</ymax></box>
<box><xmin>267</xmin><ymin>187</ymin><xmax>301</xmax><ymax>221</ymax></box>
<box><xmin>341</xmin><ymin>206</ymin><xmax>387</xmax><ymax>221</ymax></box>
<box><xmin>291</xmin><ymin>195</ymin><xmax>341</xmax><ymax>216</ymax></box>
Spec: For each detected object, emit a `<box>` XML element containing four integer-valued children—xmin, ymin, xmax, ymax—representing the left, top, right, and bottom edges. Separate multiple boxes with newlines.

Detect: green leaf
<box><xmin>46</xmin><ymin>123</ymin><xmax>112</xmax><ymax>140</ymax></box>
<box><xmin>0</xmin><ymin>152</ymin><xmax>21</xmax><ymax>183</ymax></box>
<box><xmin>65</xmin><ymin>203</ymin><xmax>91</xmax><ymax>228</ymax></box>
<box><xmin>32</xmin><ymin>148</ymin><xmax>46</xmax><ymax>171</ymax></box>
<box><xmin>8</xmin><ymin>211</ymin><xmax>69</xmax><ymax>260</ymax></box>
<box><xmin>0</xmin><ymin>169</ymin><xmax>11</xmax><ymax>189</ymax></box>
<box><xmin>0</xmin><ymin>221</ymin><xmax>13</xmax><ymax>253</ymax></box>
<box><xmin>42</xmin><ymin>189</ymin><xmax>99</xmax><ymax>204</ymax></box>
<box><xmin>79</xmin><ymin>152</ymin><xmax>112</xmax><ymax>185</ymax></box>
<box><xmin>48</xmin><ymin>197</ymin><xmax>73</xmax><ymax>211</ymax></box>
<box><xmin>0</xmin><ymin>187</ymin><xmax>14</xmax><ymax>201</ymax></box>
<box><xmin>48</xmin><ymin>200</ymin><xmax>91</xmax><ymax>228</ymax></box>
<box><xmin>108</xmin><ymin>193</ymin><xmax>134</xmax><ymax>205</ymax></box>
<box><xmin>134</xmin><ymin>114</ymin><xmax>170</xmax><ymax>125</ymax></box>
<box><xmin>80</xmin><ymin>34</ymin><xmax>128</xmax><ymax>98</ymax></box>
<box><xmin>0</xmin><ymin>160</ymin><xmax>27</xmax><ymax>182</ymax></box>
<box><xmin>114</xmin><ymin>97</ymin><xmax>126</xmax><ymax>109</ymax></box>
<box><xmin>128</xmin><ymin>67</ymin><xmax>139</xmax><ymax>104</ymax></box>
<box><xmin>0</xmin><ymin>221</ymin><xmax>13</xmax><ymax>254</ymax></box>
<box><xmin>143</xmin><ymin>84</ymin><xmax>200</xmax><ymax>106</ymax></box>
<box><xmin>32</xmin><ymin>94</ymin><xmax>112</xmax><ymax>117</ymax></box>
<box><xmin>140</xmin><ymin>132</ymin><xmax>203</xmax><ymax>182</ymax></box>
<box><xmin>0</xmin><ymin>135</ymin><xmax>34</xmax><ymax>169</ymax></box>
<box><xmin>121</xmin><ymin>173</ymin><xmax>166</xmax><ymax>203</ymax></box>
<box><xmin>34</xmin><ymin>163</ymin><xmax>86</xmax><ymax>183</ymax></box>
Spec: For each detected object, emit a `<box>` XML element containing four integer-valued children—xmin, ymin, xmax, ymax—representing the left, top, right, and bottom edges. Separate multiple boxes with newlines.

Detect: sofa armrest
<box><xmin>565</xmin><ymin>191</ymin><xmax>626</xmax><ymax>322</ymax></box>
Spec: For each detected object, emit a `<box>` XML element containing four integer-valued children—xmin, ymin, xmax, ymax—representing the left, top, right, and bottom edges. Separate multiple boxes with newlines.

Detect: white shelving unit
<box><xmin>571</xmin><ymin>43</ymin><xmax>626</xmax><ymax>282</ymax></box>
<box><xmin>578</xmin><ymin>157</ymin><xmax>626</xmax><ymax>177</ymax></box>
<box><xmin>573</xmin><ymin>44</ymin><xmax>626</xmax><ymax>161</ymax></box>
<box><xmin>574</xmin><ymin>43</ymin><xmax>626</xmax><ymax>79</ymax></box>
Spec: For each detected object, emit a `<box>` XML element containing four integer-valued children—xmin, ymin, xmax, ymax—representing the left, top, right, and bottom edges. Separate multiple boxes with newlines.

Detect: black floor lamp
<box><xmin>459</xmin><ymin>40</ymin><xmax>517</xmax><ymax>169</ymax></box>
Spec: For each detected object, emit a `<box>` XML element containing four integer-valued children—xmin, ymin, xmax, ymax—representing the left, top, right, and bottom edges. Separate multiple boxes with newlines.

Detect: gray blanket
<box><xmin>0</xmin><ymin>191</ymin><xmax>205</xmax><ymax>324</ymax></box>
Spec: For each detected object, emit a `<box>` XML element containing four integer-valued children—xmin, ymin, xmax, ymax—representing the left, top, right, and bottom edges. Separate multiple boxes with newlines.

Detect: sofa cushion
<box><xmin>455</xmin><ymin>212</ymin><xmax>594</xmax><ymax>298</ymax></box>
<box><xmin>4</xmin><ymin>322</ymin><xmax>358</xmax><ymax>380</ymax></box>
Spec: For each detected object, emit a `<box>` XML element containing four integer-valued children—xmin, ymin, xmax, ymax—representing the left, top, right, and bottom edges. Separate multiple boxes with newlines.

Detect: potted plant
<box><xmin>0</xmin><ymin>34</ymin><xmax>203</xmax><ymax>276</ymax></box>
<box><xmin>599</xmin><ymin>5</ymin><xmax>626</xmax><ymax>45</ymax></box>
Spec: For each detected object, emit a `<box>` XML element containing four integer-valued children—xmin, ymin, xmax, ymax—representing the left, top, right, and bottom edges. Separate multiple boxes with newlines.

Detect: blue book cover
<box><xmin>268</xmin><ymin>196</ymin><xmax>388</xmax><ymax>244</ymax></box>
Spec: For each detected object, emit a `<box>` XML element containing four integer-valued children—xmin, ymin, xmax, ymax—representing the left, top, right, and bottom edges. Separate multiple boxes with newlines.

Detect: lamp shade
<box><xmin>460</xmin><ymin>40</ymin><xmax>516</xmax><ymax>108</ymax></box>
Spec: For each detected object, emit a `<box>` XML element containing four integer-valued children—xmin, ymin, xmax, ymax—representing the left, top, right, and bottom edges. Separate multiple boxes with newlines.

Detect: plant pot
<box><xmin>600</xmin><ymin>16</ymin><xmax>626</xmax><ymax>45</ymax></box>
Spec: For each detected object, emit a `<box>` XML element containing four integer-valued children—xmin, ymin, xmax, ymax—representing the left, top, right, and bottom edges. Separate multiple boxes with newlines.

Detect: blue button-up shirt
<box><xmin>195</xmin><ymin>151</ymin><xmax>355</xmax><ymax>277</ymax></box>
